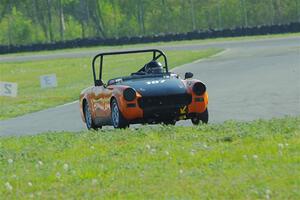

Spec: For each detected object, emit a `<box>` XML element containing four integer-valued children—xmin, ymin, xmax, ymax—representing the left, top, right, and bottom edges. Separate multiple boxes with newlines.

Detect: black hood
<box><xmin>121</xmin><ymin>77</ymin><xmax>187</xmax><ymax>96</ymax></box>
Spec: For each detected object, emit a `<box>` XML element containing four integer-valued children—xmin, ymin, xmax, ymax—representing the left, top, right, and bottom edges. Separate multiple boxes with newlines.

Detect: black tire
<box><xmin>84</xmin><ymin>101</ymin><xmax>101</xmax><ymax>130</ymax></box>
<box><xmin>163</xmin><ymin>119</ymin><xmax>176</xmax><ymax>125</ymax></box>
<box><xmin>111</xmin><ymin>99</ymin><xmax>129</xmax><ymax>129</ymax></box>
<box><xmin>191</xmin><ymin>109</ymin><xmax>209</xmax><ymax>125</ymax></box>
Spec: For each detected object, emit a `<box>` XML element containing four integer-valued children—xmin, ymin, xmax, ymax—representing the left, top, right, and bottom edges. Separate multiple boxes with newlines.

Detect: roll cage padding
<box><xmin>92</xmin><ymin>49</ymin><xmax>168</xmax><ymax>86</ymax></box>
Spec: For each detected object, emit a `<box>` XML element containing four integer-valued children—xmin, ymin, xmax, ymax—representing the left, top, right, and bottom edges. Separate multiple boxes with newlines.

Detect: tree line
<box><xmin>0</xmin><ymin>0</ymin><xmax>299</xmax><ymax>46</ymax></box>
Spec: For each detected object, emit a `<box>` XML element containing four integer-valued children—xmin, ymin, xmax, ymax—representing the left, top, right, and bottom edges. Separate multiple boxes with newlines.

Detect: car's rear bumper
<box><xmin>121</xmin><ymin>91</ymin><xmax>208</xmax><ymax>123</ymax></box>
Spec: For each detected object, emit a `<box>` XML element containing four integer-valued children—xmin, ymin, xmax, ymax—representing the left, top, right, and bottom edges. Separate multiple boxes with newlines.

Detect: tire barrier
<box><xmin>0</xmin><ymin>22</ymin><xmax>299</xmax><ymax>54</ymax></box>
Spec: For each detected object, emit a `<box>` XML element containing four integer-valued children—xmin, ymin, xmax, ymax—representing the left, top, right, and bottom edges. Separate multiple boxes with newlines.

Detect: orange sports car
<box><xmin>79</xmin><ymin>49</ymin><xmax>208</xmax><ymax>129</ymax></box>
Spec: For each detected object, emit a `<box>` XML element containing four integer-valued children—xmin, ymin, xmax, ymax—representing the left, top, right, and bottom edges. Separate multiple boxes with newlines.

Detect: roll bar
<box><xmin>92</xmin><ymin>49</ymin><xmax>168</xmax><ymax>86</ymax></box>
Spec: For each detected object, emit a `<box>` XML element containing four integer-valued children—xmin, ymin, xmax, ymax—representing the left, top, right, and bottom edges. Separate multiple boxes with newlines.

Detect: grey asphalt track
<box><xmin>0</xmin><ymin>37</ymin><xmax>299</xmax><ymax>136</ymax></box>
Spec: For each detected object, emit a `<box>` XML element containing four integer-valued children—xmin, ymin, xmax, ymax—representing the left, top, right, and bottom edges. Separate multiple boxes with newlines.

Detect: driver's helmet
<box><xmin>145</xmin><ymin>61</ymin><xmax>163</xmax><ymax>74</ymax></box>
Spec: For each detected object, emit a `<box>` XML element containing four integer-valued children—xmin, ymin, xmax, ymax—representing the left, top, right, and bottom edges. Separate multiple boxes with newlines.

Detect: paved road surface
<box><xmin>1</xmin><ymin>37</ymin><xmax>299</xmax><ymax>136</ymax></box>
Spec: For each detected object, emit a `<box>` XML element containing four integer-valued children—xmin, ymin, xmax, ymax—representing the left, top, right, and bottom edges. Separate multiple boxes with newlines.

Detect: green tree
<box><xmin>0</xmin><ymin>6</ymin><xmax>34</xmax><ymax>45</ymax></box>
<box><xmin>0</xmin><ymin>0</ymin><xmax>299</xmax><ymax>45</ymax></box>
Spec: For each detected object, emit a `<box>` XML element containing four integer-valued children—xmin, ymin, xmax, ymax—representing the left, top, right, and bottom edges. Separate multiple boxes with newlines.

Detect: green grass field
<box><xmin>1</xmin><ymin>33</ymin><xmax>299</xmax><ymax>199</ymax></box>
<box><xmin>0</xmin><ymin>117</ymin><xmax>299</xmax><ymax>199</ymax></box>
<box><xmin>0</xmin><ymin>48</ymin><xmax>222</xmax><ymax>120</ymax></box>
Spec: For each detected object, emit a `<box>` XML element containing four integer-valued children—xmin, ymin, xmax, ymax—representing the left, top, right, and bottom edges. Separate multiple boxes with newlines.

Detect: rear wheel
<box><xmin>84</xmin><ymin>101</ymin><xmax>101</xmax><ymax>130</ymax></box>
<box><xmin>111</xmin><ymin>99</ymin><xmax>129</xmax><ymax>129</ymax></box>
<box><xmin>191</xmin><ymin>109</ymin><xmax>209</xmax><ymax>125</ymax></box>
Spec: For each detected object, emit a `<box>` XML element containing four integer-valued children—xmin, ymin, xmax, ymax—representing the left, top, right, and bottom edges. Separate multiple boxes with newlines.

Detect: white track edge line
<box><xmin>55</xmin><ymin>100</ymin><xmax>78</xmax><ymax>108</ymax></box>
<box><xmin>171</xmin><ymin>48</ymin><xmax>229</xmax><ymax>72</ymax></box>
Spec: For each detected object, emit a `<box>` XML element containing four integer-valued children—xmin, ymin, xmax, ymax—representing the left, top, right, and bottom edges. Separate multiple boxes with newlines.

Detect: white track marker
<box><xmin>0</xmin><ymin>82</ymin><xmax>18</xmax><ymax>97</ymax></box>
<box><xmin>40</xmin><ymin>74</ymin><xmax>57</xmax><ymax>88</ymax></box>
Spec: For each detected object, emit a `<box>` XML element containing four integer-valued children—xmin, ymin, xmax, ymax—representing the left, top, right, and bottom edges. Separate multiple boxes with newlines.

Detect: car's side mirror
<box><xmin>95</xmin><ymin>80</ymin><xmax>103</xmax><ymax>86</ymax></box>
<box><xmin>185</xmin><ymin>72</ymin><xmax>193</xmax><ymax>79</ymax></box>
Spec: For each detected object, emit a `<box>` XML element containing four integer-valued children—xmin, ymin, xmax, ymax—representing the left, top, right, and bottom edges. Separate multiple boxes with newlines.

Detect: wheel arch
<box><xmin>82</xmin><ymin>98</ymin><xmax>87</xmax><ymax>112</ymax></box>
<box><xmin>110</xmin><ymin>94</ymin><xmax>127</xmax><ymax>115</ymax></box>
<box><xmin>81</xmin><ymin>98</ymin><xmax>88</xmax><ymax>122</ymax></box>
<box><xmin>81</xmin><ymin>96</ymin><xmax>95</xmax><ymax>123</ymax></box>
<box><xmin>110</xmin><ymin>96</ymin><xmax>116</xmax><ymax>106</ymax></box>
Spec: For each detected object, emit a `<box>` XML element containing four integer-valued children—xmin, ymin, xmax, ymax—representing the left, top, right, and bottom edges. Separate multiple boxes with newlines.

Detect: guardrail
<box><xmin>0</xmin><ymin>22</ymin><xmax>299</xmax><ymax>54</ymax></box>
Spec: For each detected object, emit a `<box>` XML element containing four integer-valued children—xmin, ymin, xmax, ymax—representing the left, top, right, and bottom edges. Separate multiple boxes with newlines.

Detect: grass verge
<box><xmin>0</xmin><ymin>117</ymin><xmax>299</xmax><ymax>199</ymax></box>
<box><xmin>0</xmin><ymin>48</ymin><xmax>222</xmax><ymax>120</ymax></box>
